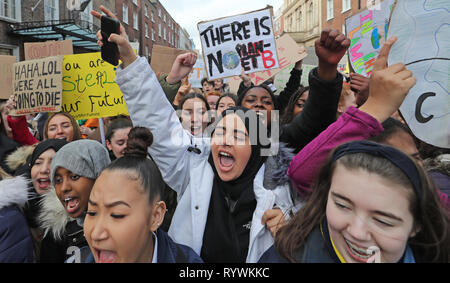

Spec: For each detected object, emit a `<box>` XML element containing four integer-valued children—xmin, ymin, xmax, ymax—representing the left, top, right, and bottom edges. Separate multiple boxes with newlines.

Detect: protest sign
<box><xmin>227</xmin><ymin>33</ymin><xmax>306</xmax><ymax>93</ymax></box>
<box><xmin>11</xmin><ymin>56</ymin><xmax>63</xmax><ymax>115</ymax></box>
<box><xmin>198</xmin><ymin>6</ymin><xmax>279</xmax><ymax>80</ymax></box>
<box><xmin>150</xmin><ymin>45</ymin><xmax>187</xmax><ymax>74</ymax></box>
<box><xmin>62</xmin><ymin>52</ymin><xmax>129</xmax><ymax>120</ymax></box>
<box><xmin>388</xmin><ymin>0</ymin><xmax>450</xmax><ymax>148</ymax></box>
<box><xmin>0</xmin><ymin>55</ymin><xmax>16</xmax><ymax>99</ymax></box>
<box><xmin>188</xmin><ymin>59</ymin><xmax>207</xmax><ymax>88</ymax></box>
<box><xmin>24</xmin><ymin>39</ymin><xmax>73</xmax><ymax>60</ymax></box>
<box><xmin>345</xmin><ymin>0</ymin><xmax>395</xmax><ymax>77</ymax></box>
<box><xmin>273</xmin><ymin>63</ymin><xmax>316</xmax><ymax>92</ymax></box>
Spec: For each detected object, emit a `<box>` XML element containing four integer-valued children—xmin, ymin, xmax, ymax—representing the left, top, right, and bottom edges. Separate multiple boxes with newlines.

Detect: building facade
<box><xmin>322</xmin><ymin>0</ymin><xmax>370</xmax><ymax>33</ymax></box>
<box><xmin>116</xmin><ymin>0</ymin><xmax>182</xmax><ymax>61</ymax></box>
<box><xmin>282</xmin><ymin>0</ymin><xmax>321</xmax><ymax>47</ymax></box>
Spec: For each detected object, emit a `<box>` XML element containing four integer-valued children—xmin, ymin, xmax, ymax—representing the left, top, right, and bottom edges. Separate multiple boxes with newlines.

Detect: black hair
<box><xmin>178</xmin><ymin>92</ymin><xmax>210</xmax><ymax>111</ymax></box>
<box><xmin>216</xmin><ymin>93</ymin><xmax>238</xmax><ymax>108</ymax></box>
<box><xmin>237</xmin><ymin>84</ymin><xmax>280</xmax><ymax>110</ymax></box>
<box><xmin>281</xmin><ymin>86</ymin><xmax>310</xmax><ymax>125</ymax></box>
<box><xmin>370</xmin><ymin>118</ymin><xmax>414</xmax><ymax>144</ymax></box>
<box><xmin>201</xmin><ymin>77</ymin><xmax>214</xmax><ymax>86</ymax></box>
<box><xmin>105</xmin><ymin>118</ymin><xmax>133</xmax><ymax>142</ymax></box>
<box><xmin>104</xmin><ymin>127</ymin><xmax>165</xmax><ymax>204</ymax></box>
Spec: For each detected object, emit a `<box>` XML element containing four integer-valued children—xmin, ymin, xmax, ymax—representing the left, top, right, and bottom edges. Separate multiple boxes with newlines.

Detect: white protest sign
<box><xmin>198</xmin><ymin>7</ymin><xmax>279</xmax><ymax>80</ymax></box>
<box><xmin>345</xmin><ymin>0</ymin><xmax>395</xmax><ymax>77</ymax></box>
<box><xmin>188</xmin><ymin>59</ymin><xmax>207</xmax><ymax>88</ymax></box>
<box><xmin>388</xmin><ymin>0</ymin><xmax>450</xmax><ymax>148</ymax></box>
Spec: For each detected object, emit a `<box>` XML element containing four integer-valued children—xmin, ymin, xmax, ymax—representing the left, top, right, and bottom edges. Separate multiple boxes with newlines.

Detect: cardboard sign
<box><xmin>345</xmin><ymin>0</ymin><xmax>395</xmax><ymax>77</ymax></box>
<box><xmin>227</xmin><ymin>34</ymin><xmax>307</xmax><ymax>94</ymax></box>
<box><xmin>274</xmin><ymin>63</ymin><xmax>316</xmax><ymax>92</ymax></box>
<box><xmin>150</xmin><ymin>45</ymin><xmax>187</xmax><ymax>74</ymax></box>
<box><xmin>0</xmin><ymin>55</ymin><xmax>16</xmax><ymax>99</ymax></box>
<box><xmin>188</xmin><ymin>59</ymin><xmax>207</xmax><ymax>88</ymax></box>
<box><xmin>11</xmin><ymin>56</ymin><xmax>63</xmax><ymax>115</ymax></box>
<box><xmin>24</xmin><ymin>39</ymin><xmax>74</xmax><ymax>60</ymax></box>
<box><xmin>62</xmin><ymin>52</ymin><xmax>129</xmax><ymax>120</ymax></box>
<box><xmin>387</xmin><ymin>0</ymin><xmax>450</xmax><ymax>148</ymax></box>
<box><xmin>198</xmin><ymin>7</ymin><xmax>279</xmax><ymax>80</ymax></box>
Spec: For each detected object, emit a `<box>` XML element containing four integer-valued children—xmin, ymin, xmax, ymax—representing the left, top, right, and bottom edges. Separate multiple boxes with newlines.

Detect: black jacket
<box><xmin>0</xmin><ymin>133</ymin><xmax>19</xmax><ymax>175</ymax></box>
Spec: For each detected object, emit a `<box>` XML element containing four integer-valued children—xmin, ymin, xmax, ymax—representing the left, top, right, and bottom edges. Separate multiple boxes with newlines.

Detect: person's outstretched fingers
<box><xmin>373</xmin><ymin>36</ymin><xmax>397</xmax><ymax>72</ymax></box>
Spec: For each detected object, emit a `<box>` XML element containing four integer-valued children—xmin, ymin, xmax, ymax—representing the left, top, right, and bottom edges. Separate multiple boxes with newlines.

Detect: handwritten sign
<box><xmin>11</xmin><ymin>56</ymin><xmax>63</xmax><ymax>115</ymax></box>
<box><xmin>188</xmin><ymin>59</ymin><xmax>207</xmax><ymax>88</ymax></box>
<box><xmin>24</xmin><ymin>39</ymin><xmax>73</xmax><ymax>60</ymax></box>
<box><xmin>227</xmin><ymin>34</ymin><xmax>306</xmax><ymax>93</ymax></box>
<box><xmin>388</xmin><ymin>0</ymin><xmax>450</xmax><ymax>148</ymax></box>
<box><xmin>198</xmin><ymin>7</ymin><xmax>279</xmax><ymax>80</ymax></box>
<box><xmin>62</xmin><ymin>52</ymin><xmax>129</xmax><ymax>120</ymax></box>
<box><xmin>345</xmin><ymin>0</ymin><xmax>395</xmax><ymax>77</ymax></box>
<box><xmin>0</xmin><ymin>55</ymin><xmax>16</xmax><ymax>99</ymax></box>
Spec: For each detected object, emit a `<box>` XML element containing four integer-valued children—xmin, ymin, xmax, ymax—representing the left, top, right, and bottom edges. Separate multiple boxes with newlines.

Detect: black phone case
<box><xmin>101</xmin><ymin>16</ymin><xmax>120</xmax><ymax>66</ymax></box>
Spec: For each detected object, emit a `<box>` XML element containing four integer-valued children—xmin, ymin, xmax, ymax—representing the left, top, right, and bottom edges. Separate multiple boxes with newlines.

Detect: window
<box><xmin>145</xmin><ymin>23</ymin><xmax>149</xmax><ymax>38</ymax></box>
<box><xmin>152</xmin><ymin>28</ymin><xmax>155</xmax><ymax>41</ymax></box>
<box><xmin>0</xmin><ymin>0</ymin><xmax>20</xmax><ymax>21</ymax></box>
<box><xmin>145</xmin><ymin>46</ymin><xmax>149</xmax><ymax>59</ymax></box>
<box><xmin>44</xmin><ymin>0</ymin><xmax>58</xmax><ymax>21</ymax></box>
<box><xmin>145</xmin><ymin>4</ymin><xmax>148</xmax><ymax>18</ymax></box>
<box><xmin>133</xmin><ymin>11</ymin><xmax>138</xmax><ymax>30</ymax></box>
<box><xmin>327</xmin><ymin>0</ymin><xmax>333</xmax><ymax>20</ymax></box>
<box><xmin>296</xmin><ymin>8</ymin><xmax>301</xmax><ymax>31</ymax></box>
<box><xmin>158</xmin><ymin>8</ymin><xmax>161</xmax><ymax>17</ymax></box>
<box><xmin>163</xmin><ymin>14</ymin><xmax>166</xmax><ymax>23</ymax></box>
<box><xmin>308</xmin><ymin>2</ymin><xmax>314</xmax><ymax>27</ymax></box>
<box><xmin>80</xmin><ymin>0</ymin><xmax>93</xmax><ymax>30</ymax></box>
<box><xmin>163</xmin><ymin>27</ymin><xmax>166</xmax><ymax>41</ymax></box>
<box><xmin>133</xmin><ymin>0</ymin><xmax>137</xmax><ymax>5</ymax></box>
<box><xmin>158</xmin><ymin>23</ymin><xmax>162</xmax><ymax>37</ymax></box>
<box><xmin>151</xmin><ymin>10</ymin><xmax>154</xmax><ymax>22</ymax></box>
<box><xmin>342</xmin><ymin>0</ymin><xmax>351</xmax><ymax>12</ymax></box>
<box><xmin>123</xmin><ymin>4</ymin><xmax>128</xmax><ymax>24</ymax></box>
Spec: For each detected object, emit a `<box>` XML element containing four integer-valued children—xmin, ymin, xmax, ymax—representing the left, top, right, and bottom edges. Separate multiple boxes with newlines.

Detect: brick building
<box><xmin>116</xmin><ymin>0</ymin><xmax>182</xmax><ymax>61</ymax></box>
<box><xmin>322</xmin><ymin>0</ymin><xmax>370</xmax><ymax>33</ymax></box>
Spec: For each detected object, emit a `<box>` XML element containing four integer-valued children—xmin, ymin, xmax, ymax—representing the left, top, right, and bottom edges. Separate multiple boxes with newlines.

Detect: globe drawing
<box><xmin>222</xmin><ymin>51</ymin><xmax>240</xmax><ymax>70</ymax></box>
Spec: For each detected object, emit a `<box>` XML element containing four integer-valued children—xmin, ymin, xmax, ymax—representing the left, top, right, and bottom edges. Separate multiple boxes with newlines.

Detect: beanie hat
<box><xmin>50</xmin><ymin>139</ymin><xmax>111</xmax><ymax>184</ymax></box>
<box><xmin>28</xmin><ymin>139</ymin><xmax>68</xmax><ymax>169</ymax></box>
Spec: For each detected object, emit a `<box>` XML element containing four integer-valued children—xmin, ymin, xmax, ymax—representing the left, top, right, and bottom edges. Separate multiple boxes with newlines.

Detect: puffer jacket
<box><xmin>0</xmin><ymin>176</ymin><xmax>33</xmax><ymax>262</ymax></box>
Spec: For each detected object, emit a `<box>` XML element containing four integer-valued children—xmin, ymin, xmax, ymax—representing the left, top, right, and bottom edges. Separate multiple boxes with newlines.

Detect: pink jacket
<box><xmin>287</xmin><ymin>106</ymin><xmax>383</xmax><ymax>197</ymax></box>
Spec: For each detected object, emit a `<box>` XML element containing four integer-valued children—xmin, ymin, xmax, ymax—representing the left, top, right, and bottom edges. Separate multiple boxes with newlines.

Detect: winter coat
<box><xmin>84</xmin><ymin>228</ymin><xmax>203</xmax><ymax>263</ymax></box>
<box><xmin>0</xmin><ymin>133</ymin><xmax>20</xmax><ymax>175</ymax></box>
<box><xmin>424</xmin><ymin>154</ymin><xmax>450</xmax><ymax>208</ymax></box>
<box><xmin>38</xmin><ymin>188</ymin><xmax>89</xmax><ymax>263</ymax></box>
<box><xmin>0</xmin><ymin>176</ymin><xmax>33</xmax><ymax>263</ymax></box>
<box><xmin>287</xmin><ymin>106</ymin><xmax>384</xmax><ymax>197</ymax></box>
<box><xmin>115</xmin><ymin>57</ymin><xmax>297</xmax><ymax>262</ymax></box>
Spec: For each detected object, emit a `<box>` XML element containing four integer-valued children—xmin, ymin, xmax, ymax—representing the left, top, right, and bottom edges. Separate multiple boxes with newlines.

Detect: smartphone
<box><xmin>101</xmin><ymin>15</ymin><xmax>120</xmax><ymax>66</ymax></box>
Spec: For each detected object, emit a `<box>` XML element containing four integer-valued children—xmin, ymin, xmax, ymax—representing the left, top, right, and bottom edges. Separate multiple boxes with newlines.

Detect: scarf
<box><xmin>201</xmin><ymin>107</ymin><xmax>269</xmax><ymax>262</ymax></box>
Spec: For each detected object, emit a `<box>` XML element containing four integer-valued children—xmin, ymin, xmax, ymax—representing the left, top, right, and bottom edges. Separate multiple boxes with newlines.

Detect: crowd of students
<box><xmin>0</xmin><ymin>5</ymin><xmax>448</xmax><ymax>263</ymax></box>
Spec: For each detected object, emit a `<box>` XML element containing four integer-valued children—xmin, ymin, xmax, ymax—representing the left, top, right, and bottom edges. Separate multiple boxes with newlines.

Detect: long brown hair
<box><xmin>275</xmin><ymin>145</ymin><xmax>450</xmax><ymax>263</ymax></box>
<box><xmin>43</xmin><ymin>112</ymin><xmax>81</xmax><ymax>141</ymax></box>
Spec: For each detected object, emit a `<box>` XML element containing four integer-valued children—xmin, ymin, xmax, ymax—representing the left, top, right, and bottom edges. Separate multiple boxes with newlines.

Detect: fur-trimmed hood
<box><xmin>424</xmin><ymin>154</ymin><xmax>450</xmax><ymax>175</ymax></box>
<box><xmin>0</xmin><ymin>176</ymin><xmax>30</xmax><ymax>210</ymax></box>
<box><xmin>5</xmin><ymin>145</ymin><xmax>35</xmax><ymax>172</ymax></box>
<box><xmin>38</xmin><ymin>188</ymin><xmax>73</xmax><ymax>241</ymax></box>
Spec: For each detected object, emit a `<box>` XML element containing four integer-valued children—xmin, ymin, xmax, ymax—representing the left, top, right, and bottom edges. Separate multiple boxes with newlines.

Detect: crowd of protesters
<box><xmin>0</xmin><ymin>5</ymin><xmax>448</xmax><ymax>263</ymax></box>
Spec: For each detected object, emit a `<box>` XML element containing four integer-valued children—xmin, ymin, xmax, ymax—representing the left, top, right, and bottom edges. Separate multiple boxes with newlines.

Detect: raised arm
<box><xmin>280</xmin><ymin>29</ymin><xmax>350</xmax><ymax>152</ymax></box>
<box><xmin>91</xmin><ymin>6</ymin><xmax>199</xmax><ymax>195</ymax></box>
<box><xmin>287</xmin><ymin>36</ymin><xmax>417</xmax><ymax>197</ymax></box>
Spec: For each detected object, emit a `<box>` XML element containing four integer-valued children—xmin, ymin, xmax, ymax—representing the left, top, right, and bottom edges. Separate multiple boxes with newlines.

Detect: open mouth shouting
<box><xmin>94</xmin><ymin>248</ymin><xmax>117</xmax><ymax>263</ymax></box>
<box><xmin>36</xmin><ymin>178</ymin><xmax>51</xmax><ymax>190</ymax></box>
<box><xmin>64</xmin><ymin>196</ymin><xmax>81</xmax><ymax>215</ymax></box>
<box><xmin>218</xmin><ymin>150</ymin><xmax>235</xmax><ymax>173</ymax></box>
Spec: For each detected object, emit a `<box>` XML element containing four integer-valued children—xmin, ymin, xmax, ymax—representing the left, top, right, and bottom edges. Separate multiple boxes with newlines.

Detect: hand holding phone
<box><xmin>101</xmin><ymin>15</ymin><xmax>120</xmax><ymax>66</ymax></box>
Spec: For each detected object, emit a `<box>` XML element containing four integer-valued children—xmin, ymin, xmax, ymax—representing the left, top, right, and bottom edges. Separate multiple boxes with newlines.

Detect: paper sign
<box><xmin>345</xmin><ymin>0</ymin><xmax>395</xmax><ymax>77</ymax></box>
<box><xmin>198</xmin><ymin>7</ymin><xmax>279</xmax><ymax>80</ymax></box>
<box><xmin>11</xmin><ymin>56</ymin><xmax>63</xmax><ymax>115</ymax></box>
<box><xmin>61</xmin><ymin>52</ymin><xmax>129</xmax><ymax>120</ymax></box>
<box><xmin>188</xmin><ymin>59</ymin><xmax>207</xmax><ymax>88</ymax></box>
<box><xmin>0</xmin><ymin>55</ymin><xmax>16</xmax><ymax>99</ymax></box>
<box><xmin>150</xmin><ymin>45</ymin><xmax>187</xmax><ymax>74</ymax></box>
<box><xmin>273</xmin><ymin>63</ymin><xmax>316</xmax><ymax>92</ymax></box>
<box><xmin>388</xmin><ymin>0</ymin><xmax>450</xmax><ymax>148</ymax></box>
<box><xmin>24</xmin><ymin>39</ymin><xmax>74</xmax><ymax>60</ymax></box>
<box><xmin>227</xmin><ymin>34</ymin><xmax>307</xmax><ymax>94</ymax></box>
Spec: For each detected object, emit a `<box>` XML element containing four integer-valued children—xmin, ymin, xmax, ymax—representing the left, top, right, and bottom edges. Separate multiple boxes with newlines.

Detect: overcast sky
<box><xmin>159</xmin><ymin>0</ymin><xmax>283</xmax><ymax>50</ymax></box>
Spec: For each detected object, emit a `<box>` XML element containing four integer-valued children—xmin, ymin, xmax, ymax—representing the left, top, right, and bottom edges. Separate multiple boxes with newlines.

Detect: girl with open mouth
<box><xmin>83</xmin><ymin>127</ymin><xmax>203</xmax><ymax>263</ymax></box>
<box><xmin>38</xmin><ymin>139</ymin><xmax>110</xmax><ymax>263</ymax></box>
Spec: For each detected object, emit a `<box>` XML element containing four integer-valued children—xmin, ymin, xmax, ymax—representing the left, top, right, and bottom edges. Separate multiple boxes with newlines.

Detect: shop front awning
<box><xmin>9</xmin><ymin>19</ymin><xmax>100</xmax><ymax>51</ymax></box>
